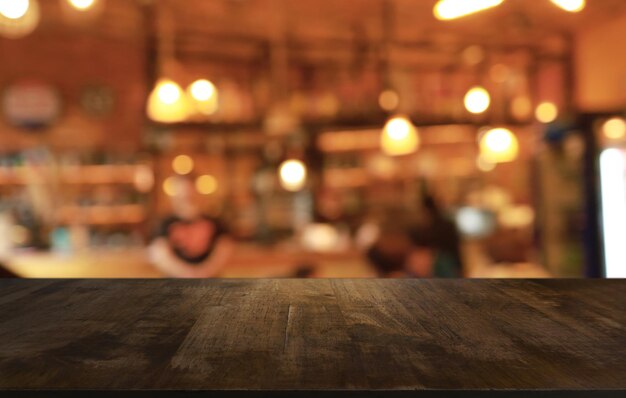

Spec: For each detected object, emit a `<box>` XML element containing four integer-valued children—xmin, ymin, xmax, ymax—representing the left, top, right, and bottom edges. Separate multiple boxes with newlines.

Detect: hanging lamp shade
<box><xmin>0</xmin><ymin>0</ymin><xmax>40</xmax><ymax>39</ymax></box>
<box><xmin>479</xmin><ymin>127</ymin><xmax>519</xmax><ymax>163</ymax></box>
<box><xmin>61</xmin><ymin>0</ymin><xmax>105</xmax><ymax>25</ymax></box>
<box><xmin>381</xmin><ymin>115</ymin><xmax>419</xmax><ymax>156</ymax></box>
<box><xmin>67</xmin><ymin>0</ymin><xmax>100</xmax><ymax>11</ymax></box>
<box><xmin>146</xmin><ymin>78</ymin><xmax>189</xmax><ymax>123</ymax></box>
<box><xmin>550</xmin><ymin>0</ymin><xmax>585</xmax><ymax>12</ymax></box>
<box><xmin>187</xmin><ymin>79</ymin><xmax>219</xmax><ymax>116</ymax></box>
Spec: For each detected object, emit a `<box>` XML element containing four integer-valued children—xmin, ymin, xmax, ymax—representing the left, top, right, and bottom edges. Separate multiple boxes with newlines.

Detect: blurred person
<box><xmin>149</xmin><ymin>175</ymin><xmax>234</xmax><ymax>278</ymax></box>
<box><xmin>364</xmin><ymin>208</ymin><xmax>414</xmax><ymax>277</ymax></box>
<box><xmin>366</xmin><ymin>227</ymin><xmax>414</xmax><ymax>277</ymax></box>
<box><xmin>407</xmin><ymin>195</ymin><xmax>463</xmax><ymax>277</ymax></box>
<box><xmin>484</xmin><ymin>228</ymin><xmax>531</xmax><ymax>264</ymax></box>
<box><xmin>365</xmin><ymin>196</ymin><xmax>462</xmax><ymax>278</ymax></box>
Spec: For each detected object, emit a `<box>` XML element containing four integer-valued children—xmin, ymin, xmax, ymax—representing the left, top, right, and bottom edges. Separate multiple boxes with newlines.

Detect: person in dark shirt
<box><xmin>366</xmin><ymin>195</ymin><xmax>463</xmax><ymax>278</ymax></box>
<box><xmin>366</xmin><ymin>226</ymin><xmax>414</xmax><ymax>277</ymax></box>
<box><xmin>407</xmin><ymin>195</ymin><xmax>463</xmax><ymax>277</ymax></box>
<box><xmin>149</xmin><ymin>175</ymin><xmax>234</xmax><ymax>278</ymax></box>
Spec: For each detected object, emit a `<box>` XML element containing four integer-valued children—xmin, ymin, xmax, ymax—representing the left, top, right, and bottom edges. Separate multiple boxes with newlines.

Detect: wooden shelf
<box><xmin>57</xmin><ymin>204</ymin><xmax>146</xmax><ymax>225</ymax></box>
<box><xmin>60</xmin><ymin>165</ymin><xmax>141</xmax><ymax>184</ymax></box>
<box><xmin>0</xmin><ymin>165</ymin><xmax>144</xmax><ymax>186</ymax></box>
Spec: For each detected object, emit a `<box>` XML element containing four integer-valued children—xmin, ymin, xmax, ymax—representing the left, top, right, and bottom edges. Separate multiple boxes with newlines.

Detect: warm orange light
<box><xmin>133</xmin><ymin>165</ymin><xmax>154</xmax><ymax>193</ymax></box>
<box><xmin>189</xmin><ymin>79</ymin><xmax>216</xmax><ymax>101</ymax></box>
<box><xmin>147</xmin><ymin>79</ymin><xmax>189</xmax><ymax>123</ymax></box>
<box><xmin>279</xmin><ymin>160</ymin><xmax>307</xmax><ymax>192</ymax></box>
<box><xmin>462</xmin><ymin>45</ymin><xmax>485</xmax><ymax>66</ymax></box>
<box><xmin>188</xmin><ymin>79</ymin><xmax>218</xmax><ymax>116</ymax></box>
<box><xmin>162</xmin><ymin>177</ymin><xmax>177</xmax><ymax>197</ymax></box>
<box><xmin>479</xmin><ymin>128</ymin><xmax>519</xmax><ymax>163</ymax></box>
<box><xmin>67</xmin><ymin>0</ymin><xmax>96</xmax><ymax>11</ymax></box>
<box><xmin>196</xmin><ymin>174</ymin><xmax>218</xmax><ymax>195</ymax></box>
<box><xmin>434</xmin><ymin>0</ymin><xmax>504</xmax><ymax>20</ymax></box>
<box><xmin>381</xmin><ymin>115</ymin><xmax>419</xmax><ymax>156</ymax></box>
<box><xmin>0</xmin><ymin>0</ymin><xmax>29</xmax><ymax>19</ymax></box>
<box><xmin>535</xmin><ymin>102</ymin><xmax>558</xmax><ymax>124</ymax></box>
<box><xmin>172</xmin><ymin>155</ymin><xmax>194</xmax><ymax>175</ymax></box>
<box><xmin>603</xmin><ymin>117</ymin><xmax>626</xmax><ymax>140</ymax></box>
<box><xmin>499</xmin><ymin>205</ymin><xmax>535</xmax><ymax>228</ymax></box>
<box><xmin>0</xmin><ymin>0</ymin><xmax>39</xmax><ymax>39</ymax></box>
<box><xmin>550</xmin><ymin>0</ymin><xmax>585</xmax><ymax>12</ymax></box>
<box><xmin>464</xmin><ymin>86</ymin><xmax>490</xmax><ymax>114</ymax></box>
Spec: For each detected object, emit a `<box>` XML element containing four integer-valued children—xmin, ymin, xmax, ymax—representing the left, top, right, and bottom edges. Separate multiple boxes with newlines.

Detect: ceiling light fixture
<box><xmin>279</xmin><ymin>160</ymin><xmax>307</xmax><ymax>192</ymax></box>
<box><xmin>147</xmin><ymin>79</ymin><xmax>189</xmax><ymax>123</ymax></box>
<box><xmin>380</xmin><ymin>115</ymin><xmax>420</xmax><ymax>156</ymax></box>
<box><xmin>479</xmin><ymin>127</ymin><xmax>519</xmax><ymax>163</ymax></box>
<box><xmin>434</xmin><ymin>0</ymin><xmax>584</xmax><ymax>21</ymax></box>
<box><xmin>550</xmin><ymin>0</ymin><xmax>585</xmax><ymax>12</ymax></box>
<box><xmin>464</xmin><ymin>86</ymin><xmax>491</xmax><ymax>114</ymax></box>
<box><xmin>0</xmin><ymin>0</ymin><xmax>29</xmax><ymax>19</ymax></box>
<box><xmin>434</xmin><ymin>0</ymin><xmax>505</xmax><ymax>20</ymax></box>
<box><xmin>67</xmin><ymin>0</ymin><xmax>97</xmax><ymax>11</ymax></box>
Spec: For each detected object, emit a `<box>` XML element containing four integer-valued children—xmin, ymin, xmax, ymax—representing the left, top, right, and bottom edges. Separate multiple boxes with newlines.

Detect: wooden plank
<box><xmin>0</xmin><ymin>279</ymin><xmax>624</xmax><ymax>396</ymax></box>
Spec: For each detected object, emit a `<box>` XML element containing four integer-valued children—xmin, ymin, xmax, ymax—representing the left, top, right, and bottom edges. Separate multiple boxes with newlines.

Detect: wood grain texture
<box><xmin>0</xmin><ymin>279</ymin><xmax>624</xmax><ymax>395</ymax></box>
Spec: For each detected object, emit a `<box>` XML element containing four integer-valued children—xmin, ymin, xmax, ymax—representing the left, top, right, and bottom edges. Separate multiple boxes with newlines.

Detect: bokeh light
<box><xmin>158</xmin><ymin>81</ymin><xmax>182</xmax><ymax>104</ymax></box>
<box><xmin>279</xmin><ymin>159</ymin><xmax>307</xmax><ymax>192</ymax></box>
<box><xmin>188</xmin><ymin>79</ymin><xmax>218</xmax><ymax>116</ymax></box>
<box><xmin>0</xmin><ymin>0</ymin><xmax>29</xmax><ymax>19</ymax></box>
<box><xmin>301</xmin><ymin>223</ymin><xmax>340</xmax><ymax>252</ymax></box>
<box><xmin>67</xmin><ymin>0</ymin><xmax>96</xmax><ymax>11</ymax></box>
<box><xmin>464</xmin><ymin>86</ymin><xmax>491</xmax><ymax>114</ymax></box>
<box><xmin>535</xmin><ymin>102</ymin><xmax>558</xmax><ymax>124</ymax></box>
<box><xmin>196</xmin><ymin>174</ymin><xmax>218</xmax><ymax>195</ymax></box>
<box><xmin>461</xmin><ymin>45</ymin><xmax>485</xmax><ymax>66</ymax></box>
<box><xmin>499</xmin><ymin>205</ymin><xmax>535</xmax><ymax>228</ymax></box>
<box><xmin>455</xmin><ymin>207</ymin><xmax>496</xmax><ymax>238</ymax></box>
<box><xmin>189</xmin><ymin>79</ymin><xmax>216</xmax><ymax>102</ymax></box>
<box><xmin>172</xmin><ymin>155</ymin><xmax>194</xmax><ymax>175</ymax></box>
<box><xmin>550</xmin><ymin>0</ymin><xmax>585</xmax><ymax>12</ymax></box>
<box><xmin>602</xmin><ymin>117</ymin><xmax>626</xmax><ymax>140</ymax></box>
<box><xmin>434</xmin><ymin>0</ymin><xmax>504</xmax><ymax>20</ymax></box>
<box><xmin>147</xmin><ymin>79</ymin><xmax>189</xmax><ymax>123</ymax></box>
<box><xmin>479</xmin><ymin>127</ymin><xmax>519</xmax><ymax>163</ymax></box>
<box><xmin>380</xmin><ymin>115</ymin><xmax>419</xmax><ymax>156</ymax></box>
<box><xmin>133</xmin><ymin>165</ymin><xmax>155</xmax><ymax>193</ymax></box>
<box><xmin>0</xmin><ymin>0</ymin><xmax>39</xmax><ymax>38</ymax></box>
<box><xmin>162</xmin><ymin>177</ymin><xmax>177</xmax><ymax>197</ymax></box>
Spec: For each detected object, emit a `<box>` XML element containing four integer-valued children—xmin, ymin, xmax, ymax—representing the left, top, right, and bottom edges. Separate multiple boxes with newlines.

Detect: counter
<box><xmin>0</xmin><ymin>279</ymin><xmax>624</xmax><ymax>396</ymax></box>
<box><xmin>3</xmin><ymin>246</ymin><xmax>376</xmax><ymax>278</ymax></box>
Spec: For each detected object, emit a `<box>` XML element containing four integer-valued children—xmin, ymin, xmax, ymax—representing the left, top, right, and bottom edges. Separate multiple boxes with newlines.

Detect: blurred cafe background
<box><xmin>0</xmin><ymin>0</ymin><xmax>625</xmax><ymax>278</ymax></box>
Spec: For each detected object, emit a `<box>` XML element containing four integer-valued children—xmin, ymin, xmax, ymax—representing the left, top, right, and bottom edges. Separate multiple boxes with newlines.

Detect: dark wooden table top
<box><xmin>0</xmin><ymin>279</ymin><xmax>625</xmax><ymax>397</ymax></box>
